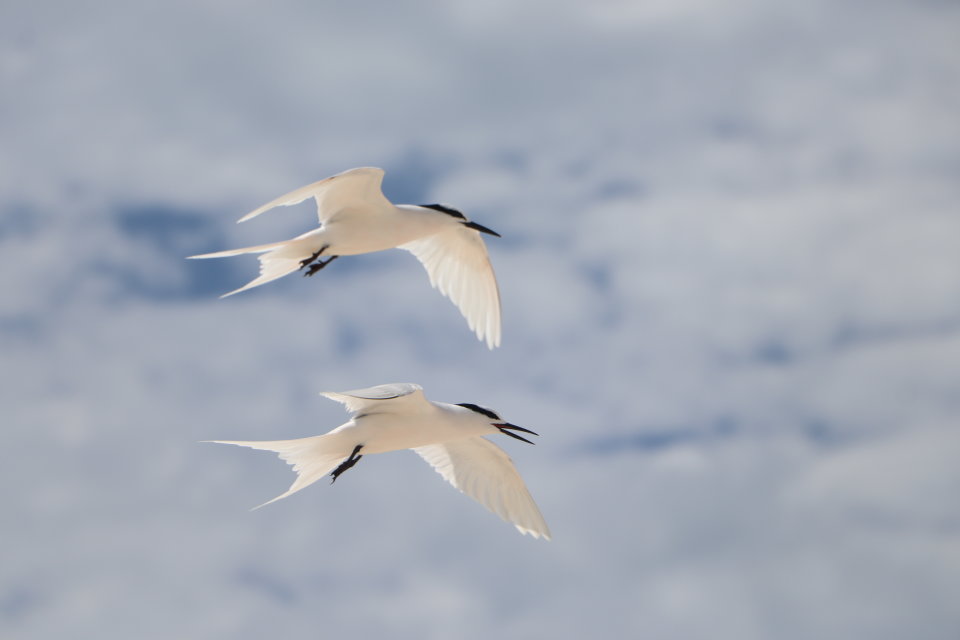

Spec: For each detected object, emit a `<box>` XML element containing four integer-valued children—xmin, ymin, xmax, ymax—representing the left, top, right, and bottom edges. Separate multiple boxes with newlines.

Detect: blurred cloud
<box><xmin>2</xmin><ymin>0</ymin><xmax>959</xmax><ymax>638</ymax></box>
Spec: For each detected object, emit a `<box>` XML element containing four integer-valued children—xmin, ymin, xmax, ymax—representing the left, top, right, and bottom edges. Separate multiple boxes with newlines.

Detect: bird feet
<box><xmin>303</xmin><ymin>256</ymin><xmax>338</xmax><ymax>277</ymax></box>
<box><xmin>299</xmin><ymin>246</ymin><xmax>338</xmax><ymax>276</ymax></box>
<box><xmin>299</xmin><ymin>247</ymin><xmax>327</xmax><ymax>270</ymax></box>
<box><xmin>330</xmin><ymin>445</ymin><xmax>364</xmax><ymax>483</ymax></box>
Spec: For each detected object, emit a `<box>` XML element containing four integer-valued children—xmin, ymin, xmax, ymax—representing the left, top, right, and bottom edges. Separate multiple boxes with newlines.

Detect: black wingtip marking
<box><xmin>456</xmin><ymin>403</ymin><xmax>500</xmax><ymax>420</ymax></box>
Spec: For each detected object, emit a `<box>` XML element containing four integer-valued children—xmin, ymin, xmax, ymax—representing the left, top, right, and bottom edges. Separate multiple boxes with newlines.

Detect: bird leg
<box><xmin>303</xmin><ymin>255</ymin><xmax>338</xmax><ymax>277</ymax></box>
<box><xmin>298</xmin><ymin>245</ymin><xmax>329</xmax><ymax>270</ymax></box>
<box><xmin>330</xmin><ymin>444</ymin><xmax>364</xmax><ymax>484</ymax></box>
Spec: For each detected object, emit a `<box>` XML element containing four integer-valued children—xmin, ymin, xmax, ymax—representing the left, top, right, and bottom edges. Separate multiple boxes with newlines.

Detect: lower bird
<box><xmin>189</xmin><ymin>167</ymin><xmax>503</xmax><ymax>349</ymax></box>
<box><xmin>208</xmin><ymin>383</ymin><xmax>551</xmax><ymax>540</ymax></box>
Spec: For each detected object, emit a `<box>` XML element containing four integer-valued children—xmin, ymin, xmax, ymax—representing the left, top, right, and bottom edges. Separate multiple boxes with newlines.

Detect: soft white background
<box><xmin>2</xmin><ymin>1</ymin><xmax>959</xmax><ymax>638</ymax></box>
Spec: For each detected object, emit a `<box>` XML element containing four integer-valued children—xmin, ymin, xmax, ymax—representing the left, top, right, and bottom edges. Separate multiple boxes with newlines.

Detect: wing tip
<box><xmin>476</xmin><ymin>322</ymin><xmax>501</xmax><ymax>349</ymax></box>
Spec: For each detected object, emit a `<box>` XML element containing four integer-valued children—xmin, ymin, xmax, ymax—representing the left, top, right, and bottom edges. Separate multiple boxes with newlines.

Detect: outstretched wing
<box><xmin>401</xmin><ymin>228</ymin><xmax>502</xmax><ymax>349</ymax></box>
<box><xmin>238</xmin><ymin>167</ymin><xmax>390</xmax><ymax>224</ymax></box>
<box><xmin>320</xmin><ymin>382</ymin><xmax>428</xmax><ymax>416</ymax></box>
<box><xmin>414</xmin><ymin>437</ymin><xmax>551</xmax><ymax>540</ymax></box>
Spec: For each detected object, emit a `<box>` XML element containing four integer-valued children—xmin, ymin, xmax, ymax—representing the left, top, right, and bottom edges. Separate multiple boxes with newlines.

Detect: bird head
<box><xmin>455</xmin><ymin>403</ymin><xmax>539</xmax><ymax>444</ymax></box>
<box><xmin>419</xmin><ymin>203</ymin><xmax>502</xmax><ymax>237</ymax></box>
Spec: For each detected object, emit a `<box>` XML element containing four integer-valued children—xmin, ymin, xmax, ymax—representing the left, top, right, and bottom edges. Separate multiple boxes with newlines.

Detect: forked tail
<box><xmin>188</xmin><ymin>236</ymin><xmax>323</xmax><ymax>297</ymax></box>
<box><xmin>207</xmin><ymin>435</ymin><xmax>347</xmax><ymax>509</ymax></box>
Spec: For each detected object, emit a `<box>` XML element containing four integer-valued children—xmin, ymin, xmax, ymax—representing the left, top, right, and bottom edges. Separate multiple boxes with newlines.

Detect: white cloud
<box><xmin>2</xmin><ymin>0</ymin><xmax>960</xmax><ymax>637</ymax></box>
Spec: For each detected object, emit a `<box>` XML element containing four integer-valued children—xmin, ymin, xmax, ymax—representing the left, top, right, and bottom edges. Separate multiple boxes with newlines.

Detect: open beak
<box><xmin>496</xmin><ymin>423</ymin><xmax>539</xmax><ymax>445</ymax></box>
<box><xmin>463</xmin><ymin>221</ymin><xmax>502</xmax><ymax>238</ymax></box>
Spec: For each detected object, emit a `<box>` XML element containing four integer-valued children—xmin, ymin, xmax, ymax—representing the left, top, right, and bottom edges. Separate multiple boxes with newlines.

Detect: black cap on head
<box><xmin>456</xmin><ymin>403</ymin><xmax>500</xmax><ymax>420</ymax></box>
<box><xmin>420</xmin><ymin>203</ymin><xmax>466</xmax><ymax>220</ymax></box>
<box><xmin>419</xmin><ymin>204</ymin><xmax>501</xmax><ymax>237</ymax></box>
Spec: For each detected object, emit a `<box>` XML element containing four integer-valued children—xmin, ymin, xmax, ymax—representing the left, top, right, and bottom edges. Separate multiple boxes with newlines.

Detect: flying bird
<box><xmin>208</xmin><ymin>382</ymin><xmax>551</xmax><ymax>540</ymax></box>
<box><xmin>189</xmin><ymin>167</ymin><xmax>503</xmax><ymax>348</ymax></box>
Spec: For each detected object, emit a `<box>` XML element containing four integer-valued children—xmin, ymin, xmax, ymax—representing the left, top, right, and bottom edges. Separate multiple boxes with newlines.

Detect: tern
<box><xmin>208</xmin><ymin>382</ymin><xmax>551</xmax><ymax>540</ymax></box>
<box><xmin>189</xmin><ymin>167</ymin><xmax>503</xmax><ymax>348</ymax></box>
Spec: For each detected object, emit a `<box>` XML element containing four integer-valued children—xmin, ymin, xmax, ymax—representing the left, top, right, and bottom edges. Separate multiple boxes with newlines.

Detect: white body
<box><xmin>287</xmin><ymin>204</ymin><xmax>451</xmax><ymax>256</ymax></box>
<box><xmin>189</xmin><ymin>167</ymin><xmax>502</xmax><ymax>348</ymax></box>
<box><xmin>209</xmin><ymin>383</ymin><xmax>551</xmax><ymax>540</ymax></box>
<box><xmin>325</xmin><ymin>403</ymin><xmax>493</xmax><ymax>454</ymax></box>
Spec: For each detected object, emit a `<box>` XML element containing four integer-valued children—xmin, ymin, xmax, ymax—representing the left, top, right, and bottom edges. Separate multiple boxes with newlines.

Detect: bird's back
<box><xmin>344</xmin><ymin>404</ymin><xmax>494</xmax><ymax>455</ymax></box>
<box><xmin>318</xmin><ymin>205</ymin><xmax>449</xmax><ymax>255</ymax></box>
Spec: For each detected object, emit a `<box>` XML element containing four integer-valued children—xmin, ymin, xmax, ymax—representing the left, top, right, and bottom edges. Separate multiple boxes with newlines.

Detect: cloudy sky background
<box><xmin>3</xmin><ymin>0</ymin><xmax>959</xmax><ymax>637</ymax></box>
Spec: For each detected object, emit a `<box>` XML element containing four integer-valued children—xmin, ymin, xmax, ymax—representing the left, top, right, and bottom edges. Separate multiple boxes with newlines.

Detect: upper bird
<box><xmin>188</xmin><ymin>167</ymin><xmax>503</xmax><ymax>348</ymax></box>
<box><xmin>208</xmin><ymin>382</ymin><xmax>551</xmax><ymax>540</ymax></box>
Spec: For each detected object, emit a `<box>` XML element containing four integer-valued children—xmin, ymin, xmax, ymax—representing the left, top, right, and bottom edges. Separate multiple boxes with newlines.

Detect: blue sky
<box><xmin>2</xmin><ymin>1</ymin><xmax>959</xmax><ymax>638</ymax></box>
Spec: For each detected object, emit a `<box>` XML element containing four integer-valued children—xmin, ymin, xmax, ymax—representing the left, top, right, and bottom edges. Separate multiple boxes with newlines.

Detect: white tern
<box><xmin>208</xmin><ymin>383</ymin><xmax>550</xmax><ymax>540</ymax></box>
<box><xmin>189</xmin><ymin>167</ymin><xmax>503</xmax><ymax>348</ymax></box>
